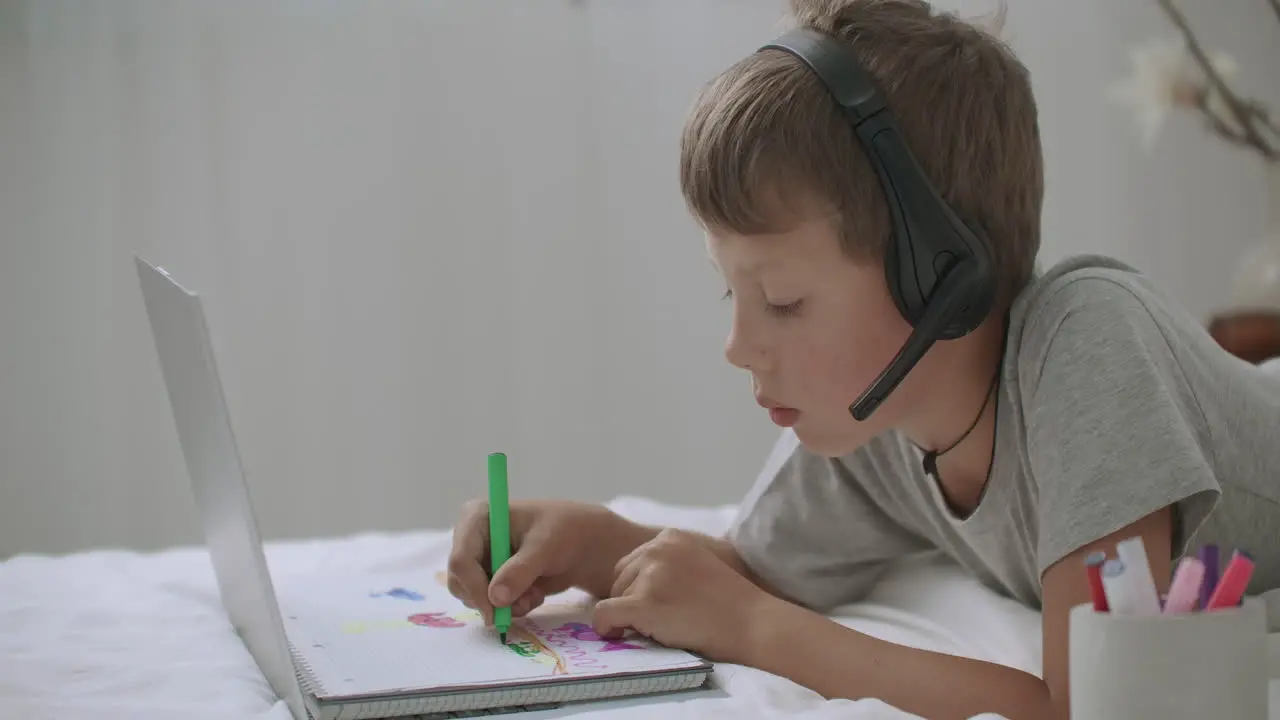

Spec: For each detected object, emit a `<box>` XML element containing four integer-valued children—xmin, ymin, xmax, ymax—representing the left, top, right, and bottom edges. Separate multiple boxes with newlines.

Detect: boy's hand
<box><xmin>446</xmin><ymin>500</ymin><xmax>649</xmax><ymax>624</ymax></box>
<box><xmin>591</xmin><ymin>528</ymin><xmax>775</xmax><ymax>664</ymax></box>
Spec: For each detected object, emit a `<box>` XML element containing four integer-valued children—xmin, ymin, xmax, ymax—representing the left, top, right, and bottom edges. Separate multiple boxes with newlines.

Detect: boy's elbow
<box><xmin>1042</xmin><ymin>685</ymin><xmax>1071</xmax><ymax>720</ymax></box>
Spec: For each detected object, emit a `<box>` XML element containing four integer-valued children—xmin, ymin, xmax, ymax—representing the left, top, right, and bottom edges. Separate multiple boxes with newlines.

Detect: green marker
<box><xmin>488</xmin><ymin>452</ymin><xmax>511</xmax><ymax>644</ymax></box>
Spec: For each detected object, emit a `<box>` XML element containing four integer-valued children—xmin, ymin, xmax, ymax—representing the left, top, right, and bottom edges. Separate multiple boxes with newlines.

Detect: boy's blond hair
<box><xmin>680</xmin><ymin>0</ymin><xmax>1043</xmax><ymax>308</ymax></box>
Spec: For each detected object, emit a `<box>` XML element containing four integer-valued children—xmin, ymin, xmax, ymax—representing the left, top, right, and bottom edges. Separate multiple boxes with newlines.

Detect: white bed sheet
<box><xmin>3</xmin><ymin>495</ymin><xmax>1277</xmax><ymax>719</ymax></box>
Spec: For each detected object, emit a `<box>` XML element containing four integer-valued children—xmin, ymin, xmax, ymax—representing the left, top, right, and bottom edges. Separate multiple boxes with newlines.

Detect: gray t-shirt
<box><xmin>728</xmin><ymin>255</ymin><xmax>1280</xmax><ymax>611</ymax></box>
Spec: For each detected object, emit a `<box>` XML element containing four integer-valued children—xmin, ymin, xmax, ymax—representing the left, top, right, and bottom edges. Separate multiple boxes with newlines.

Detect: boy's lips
<box><xmin>756</xmin><ymin>395</ymin><xmax>800</xmax><ymax>428</ymax></box>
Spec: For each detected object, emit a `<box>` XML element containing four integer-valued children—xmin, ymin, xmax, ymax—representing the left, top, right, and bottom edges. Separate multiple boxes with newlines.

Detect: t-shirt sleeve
<box><xmin>726</xmin><ymin>429</ymin><xmax>931</xmax><ymax>612</ymax></box>
<box><xmin>1023</xmin><ymin>278</ymin><xmax>1222</xmax><ymax>578</ymax></box>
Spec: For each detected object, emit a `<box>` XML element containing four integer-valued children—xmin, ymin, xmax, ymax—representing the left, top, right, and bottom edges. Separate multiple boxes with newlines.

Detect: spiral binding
<box><xmin>289</xmin><ymin>640</ymin><xmax>328</xmax><ymax>698</ymax></box>
<box><xmin>335</xmin><ymin>668</ymin><xmax>711</xmax><ymax>719</ymax></box>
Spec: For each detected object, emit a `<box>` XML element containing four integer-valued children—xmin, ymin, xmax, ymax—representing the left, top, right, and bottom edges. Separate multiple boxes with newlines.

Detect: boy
<box><xmin>446</xmin><ymin>1</ymin><xmax>1280</xmax><ymax>717</ymax></box>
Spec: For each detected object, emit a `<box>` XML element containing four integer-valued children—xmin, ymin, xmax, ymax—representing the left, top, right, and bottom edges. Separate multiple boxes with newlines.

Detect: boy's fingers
<box><xmin>446</xmin><ymin>561</ymin><xmax>493</xmax><ymax>618</ymax></box>
<box><xmin>490</xmin><ymin>543</ymin><xmax>552</xmax><ymax>607</ymax></box>
<box><xmin>511</xmin><ymin>587</ymin><xmax>546</xmax><ymax>618</ymax></box>
<box><xmin>451</xmin><ymin>500</ymin><xmax>490</xmax><ymax>564</ymax></box>
<box><xmin>447</xmin><ymin>500</ymin><xmax>495</xmax><ymax>610</ymax></box>
<box><xmin>531</xmin><ymin>575</ymin><xmax>573</xmax><ymax>598</ymax></box>
<box><xmin>591</xmin><ymin>596</ymin><xmax>644</xmax><ymax>639</ymax></box>
<box><xmin>511</xmin><ymin>591</ymin><xmax>542</xmax><ymax>618</ymax></box>
<box><xmin>610</xmin><ymin>555</ymin><xmax>643</xmax><ymax>599</ymax></box>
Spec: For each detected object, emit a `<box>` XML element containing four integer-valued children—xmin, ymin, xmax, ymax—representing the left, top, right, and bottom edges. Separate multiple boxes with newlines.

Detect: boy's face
<box><xmin>706</xmin><ymin>213</ymin><xmax>919</xmax><ymax>458</ymax></box>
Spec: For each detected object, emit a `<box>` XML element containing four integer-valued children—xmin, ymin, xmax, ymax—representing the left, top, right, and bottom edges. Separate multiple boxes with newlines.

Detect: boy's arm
<box><xmin>1037</xmin><ymin>507</ymin><xmax>1174</xmax><ymax>718</ymax></box>
<box><xmin>740</xmin><ymin>506</ymin><xmax>1174</xmax><ymax>720</ymax></box>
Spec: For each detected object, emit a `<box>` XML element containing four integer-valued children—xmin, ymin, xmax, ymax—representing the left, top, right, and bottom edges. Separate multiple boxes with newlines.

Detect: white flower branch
<box><xmin>1154</xmin><ymin>0</ymin><xmax>1277</xmax><ymax>162</ymax></box>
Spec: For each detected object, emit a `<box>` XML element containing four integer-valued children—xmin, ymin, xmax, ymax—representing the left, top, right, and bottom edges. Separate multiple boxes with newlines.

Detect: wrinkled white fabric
<box><xmin>0</xmin><ymin>494</ymin><xmax>1191</xmax><ymax>720</ymax></box>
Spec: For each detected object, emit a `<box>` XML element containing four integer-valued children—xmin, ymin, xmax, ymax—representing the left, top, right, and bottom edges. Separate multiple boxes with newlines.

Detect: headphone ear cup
<box><xmin>885</xmin><ymin>227</ymin><xmax>997</xmax><ymax>340</ymax></box>
<box><xmin>882</xmin><ymin>236</ymin><xmax>920</xmax><ymax>327</ymax></box>
<box><xmin>937</xmin><ymin>226</ymin><xmax>996</xmax><ymax>339</ymax></box>
<box><xmin>936</xmin><ymin>283</ymin><xmax>993</xmax><ymax>338</ymax></box>
<box><xmin>884</xmin><ymin>247</ymin><xmax>992</xmax><ymax>334</ymax></box>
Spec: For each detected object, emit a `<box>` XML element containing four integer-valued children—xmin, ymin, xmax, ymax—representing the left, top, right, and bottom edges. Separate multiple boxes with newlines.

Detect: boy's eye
<box><xmin>720</xmin><ymin>288</ymin><xmax>801</xmax><ymax>317</ymax></box>
<box><xmin>767</xmin><ymin>299</ymin><xmax>804</xmax><ymax>317</ymax></box>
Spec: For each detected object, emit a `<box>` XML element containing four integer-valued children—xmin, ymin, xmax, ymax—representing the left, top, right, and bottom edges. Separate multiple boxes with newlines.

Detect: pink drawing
<box><xmin>408</xmin><ymin>612</ymin><xmax>465</xmax><ymax>628</ymax></box>
<box><xmin>553</xmin><ymin>622</ymin><xmax>642</xmax><ymax>651</ymax></box>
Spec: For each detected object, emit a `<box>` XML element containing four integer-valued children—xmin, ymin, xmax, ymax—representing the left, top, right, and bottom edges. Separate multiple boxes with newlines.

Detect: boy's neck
<box><xmin>899</xmin><ymin>315</ymin><xmax>1008</xmax><ymax>515</ymax></box>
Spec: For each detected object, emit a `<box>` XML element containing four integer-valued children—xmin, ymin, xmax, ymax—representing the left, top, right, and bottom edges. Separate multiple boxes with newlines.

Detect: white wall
<box><xmin>1</xmin><ymin>0</ymin><xmax>1276</xmax><ymax>556</ymax></box>
<box><xmin>1014</xmin><ymin>0</ymin><xmax>1278</xmax><ymax>313</ymax></box>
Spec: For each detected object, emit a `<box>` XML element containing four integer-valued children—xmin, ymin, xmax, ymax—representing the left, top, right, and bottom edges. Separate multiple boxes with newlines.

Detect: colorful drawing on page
<box><xmin>504</xmin><ymin>625</ymin><xmax>568</xmax><ymax>674</ymax></box>
<box><xmin>551</xmin><ymin>621</ymin><xmax>643</xmax><ymax>651</ymax></box>
<box><xmin>401</xmin><ymin>612</ymin><xmax>567</xmax><ymax>674</ymax></box>
<box><xmin>341</xmin><ymin>608</ymin><xmax>480</xmax><ymax>634</ymax></box>
<box><xmin>418</xmin><ymin>608</ymin><xmax>481</xmax><ymax>626</ymax></box>
<box><xmin>523</xmin><ymin>618</ymin><xmax>650</xmax><ymax>672</ymax></box>
<box><xmin>345</xmin><ymin>608</ymin><xmax>644</xmax><ymax>673</ymax></box>
<box><xmin>369</xmin><ymin>587</ymin><xmax>424</xmax><ymax>601</ymax></box>
<box><xmin>407</xmin><ymin>611</ymin><xmax>467</xmax><ymax>628</ymax></box>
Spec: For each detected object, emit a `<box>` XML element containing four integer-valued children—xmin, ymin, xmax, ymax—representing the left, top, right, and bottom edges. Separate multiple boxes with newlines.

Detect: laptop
<box><xmin>133</xmin><ymin>257</ymin><xmax>714</xmax><ymax>720</ymax></box>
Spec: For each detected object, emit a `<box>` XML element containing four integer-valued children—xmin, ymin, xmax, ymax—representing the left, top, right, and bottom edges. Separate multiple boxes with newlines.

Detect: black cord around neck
<box><xmin>920</xmin><ymin>360</ymin><xmax>1002</xmax><ymax>480</ymax></box>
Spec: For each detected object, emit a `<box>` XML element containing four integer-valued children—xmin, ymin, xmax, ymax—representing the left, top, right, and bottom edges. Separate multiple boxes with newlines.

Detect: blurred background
<box><xmin>2</xmin><ymin>0</ymin><xmax>1277</xmax><ymax>556</ymax></box>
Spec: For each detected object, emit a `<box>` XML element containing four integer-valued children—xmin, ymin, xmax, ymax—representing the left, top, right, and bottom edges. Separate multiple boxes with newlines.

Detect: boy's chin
<box><xmin>793</xmin><ymin>421</ymin><xmax>868</xmax><ymax>459</ymax></box>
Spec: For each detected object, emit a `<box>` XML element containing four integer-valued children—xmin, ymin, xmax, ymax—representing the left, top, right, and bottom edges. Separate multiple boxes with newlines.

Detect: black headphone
<box><xmin>758</xmin><ymin>28</ymin><xmax>997</xmax><ymax>421</ymax></box>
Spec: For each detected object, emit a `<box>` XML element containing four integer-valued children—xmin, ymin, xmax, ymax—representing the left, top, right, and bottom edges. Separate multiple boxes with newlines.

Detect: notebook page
<box><xmin>276</xmin><ymin>573</ymin><xmax>707</xmax><ymax>700</ymax></box>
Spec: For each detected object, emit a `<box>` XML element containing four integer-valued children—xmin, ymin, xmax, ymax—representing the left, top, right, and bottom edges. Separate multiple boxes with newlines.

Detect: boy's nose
<box><xmin>725</xmin><ymin>325</ymin><xmax>767</xmax><ymax>371</ymax></box>
<box><xmin>724</xmin><ymin>335</ymin><xmax>748</xmax><ymax>369</ymax></box>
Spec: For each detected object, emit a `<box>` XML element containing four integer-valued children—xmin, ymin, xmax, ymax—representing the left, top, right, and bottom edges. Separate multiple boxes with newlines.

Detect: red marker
<box><xmin>1204</xmin><ymin>551</ymin><xmax>1254</xmax><ymax>610</ymax></box>
<box><xmin>1085</xmin><ymin>551</ymin><xmax>1109</xmax><ymax>612</ymax></box>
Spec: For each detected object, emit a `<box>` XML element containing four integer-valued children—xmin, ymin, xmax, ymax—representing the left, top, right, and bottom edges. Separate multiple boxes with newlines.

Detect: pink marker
<box><xmin>1205</xmin><ymin>551</ymin><xmax>1254</xmax><ymax>610</ymax></box>
<box><xmin>1162</xmin><ymin>556</ymin><xmax>1205</xmax><ymax>614</ymax></box>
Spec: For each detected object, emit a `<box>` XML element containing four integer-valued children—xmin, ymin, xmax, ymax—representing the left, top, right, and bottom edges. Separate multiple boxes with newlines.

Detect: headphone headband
<box><xmin>761</xmin><ymin>29</ymin><xmax>884</xmax><ymax>123</ymax></box>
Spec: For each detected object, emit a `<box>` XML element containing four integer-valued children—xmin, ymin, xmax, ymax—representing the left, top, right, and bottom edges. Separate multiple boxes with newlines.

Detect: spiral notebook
<box><xmin>278</xmin><ymin>577</ymin><xmax>713</xmax><ymax>719</ymax></box>
<box><xmin>134</xmin><ymin>255</ymin><xmax>712</xmax><ymax>720</ymax></box>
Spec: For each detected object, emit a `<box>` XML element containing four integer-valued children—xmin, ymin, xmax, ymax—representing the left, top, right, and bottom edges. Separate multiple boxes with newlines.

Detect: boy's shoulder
<box><xmin>1009</xmin><ymin>253</ymin><xmax>1174</xmax><ymax>342</ymax></box>
<box><xmin>1004</xmin><ymin>254</ymin><xmax>1211</xmax><ymax>397</ymax></box>
<box><xmin>1000</xmin><ymin>252</ymin><xmax>1280</xmax><ymax>472</ymax></box>
<box><xmin>1013</xmin><ymin>253</ymin><xmax>1155</xmax><ymax>307</ymax></box>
